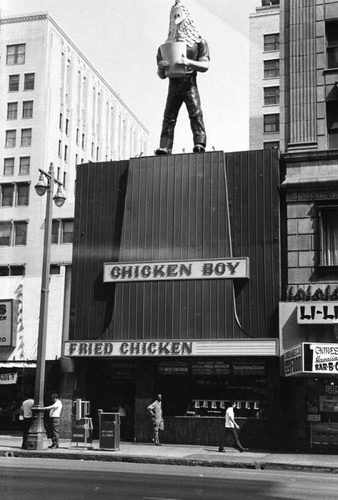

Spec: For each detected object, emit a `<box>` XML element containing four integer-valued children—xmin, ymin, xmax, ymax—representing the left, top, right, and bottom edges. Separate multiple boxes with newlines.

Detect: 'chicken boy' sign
<box><xmin>103</xmin><ymin>258</ymin><xmax>249</xmax><ymax>283</ymax></box>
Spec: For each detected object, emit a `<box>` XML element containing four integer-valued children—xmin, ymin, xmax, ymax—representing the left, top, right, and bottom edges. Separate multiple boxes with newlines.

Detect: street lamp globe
<box><xmin>53</xmin><ymin>186</ymin><xmax>66</xmax><ymax>207</ymax></box>
<box><xmin>34</xmin><ymin>174</ymin><xmax>48</xmax><ymax>196</ymax></box>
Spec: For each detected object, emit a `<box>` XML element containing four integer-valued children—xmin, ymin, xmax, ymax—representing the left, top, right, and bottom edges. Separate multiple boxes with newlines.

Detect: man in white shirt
<box><xmin>147</xmin><ymin>394</ymin><xmax>164</xmax><ymax>446</ymax></box>
<box><xmin>20</xmin><ymin>396</ymin><xmax>34</xmax><ymax>449</ymax></box>
<box><xmin>219</xmin><ymin>401</ymin><xmax>248</xmax><ymax>453</ymax></box>
<box><xmin>43</xmin><ymin>393</ymin><xmax>62</xmax><ymax>449</ymax></box>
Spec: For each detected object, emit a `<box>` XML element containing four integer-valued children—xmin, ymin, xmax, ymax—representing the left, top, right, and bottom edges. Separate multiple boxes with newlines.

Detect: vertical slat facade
<box><xmin>69</xmin><ymin>150</ymin><xmax>280</xmax><ymax>341</ymax></box>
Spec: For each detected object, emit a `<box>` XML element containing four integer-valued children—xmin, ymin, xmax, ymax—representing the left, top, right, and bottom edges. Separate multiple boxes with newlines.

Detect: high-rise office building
<box><xmin>249</xmin><ymin>1</ymin><xmax>280</xmax><ymax>150</ymax></box>
<box><xmin>0</xmin><ymin>12</ymin><xmax>148</xmax><ymax>414</ymax></box>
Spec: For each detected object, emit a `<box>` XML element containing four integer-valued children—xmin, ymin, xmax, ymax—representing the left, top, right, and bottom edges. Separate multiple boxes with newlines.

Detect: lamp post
<box><xmin>26</xmin><ymin>163</ymin><xmax>66</xmax><ymax>450</ymax></box>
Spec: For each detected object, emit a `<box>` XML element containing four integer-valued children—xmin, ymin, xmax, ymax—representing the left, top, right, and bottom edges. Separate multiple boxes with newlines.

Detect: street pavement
<box><xmin>1</xmin><ymin>433</ymin><xmax>338</xmax><ymax>474</ymax></box>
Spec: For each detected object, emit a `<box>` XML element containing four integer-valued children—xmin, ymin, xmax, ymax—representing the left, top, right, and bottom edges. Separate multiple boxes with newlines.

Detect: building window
<box><xmin>14</xmin><ymin>221</ymin><xmax>28</xmax><ymax>245</ymax></box>
<box><xmin>65</xmin><ymin>118</ymin><xmax>69</xmax><ymax>135</ymax></box>
<box><xmin>17</xmin><ymin>183</ymin><xmax>30</xmax><ymax>206</ymax></box>
<box><xmin>0</xmin><ymin>182</ymin><xmax>30</xmax><ymax>207</ymax></box>
<box><xmin>21</xmin><ymin>129</ymin><xmax>32</xmax><ymax>146</ymax></box>
<box><xmin>52</xmin><ymin>219</ymin><xmax>74</xmax><ymax>244</ymax></box>
<box><xmin>264</xmin><ymin>86</ymin><xmax>280</xmax><ymax>105</ymax></box>
<box><xmin>22</xmin><ymin>101</ymin><xmax>33</xmax><ymax>119</ymax></box>
<box><xmin>50</xmin><ymin>265</ymin><xmax>61</xmax><ymax>275</ymax></box>
<box><xmin>264</xmin><ymin>60</ymin><xmax>279</xmax><ymax>78</ymax></box>
<box><xmin>19</xmin><ymin>157</ymin><xmax>30</xmax><ymax>175</ymax></box>
<box><xmin>6</xmin><ymin>44</ymin><xmax>25</xmax><ymax>65</ymax></box>
<box><xmin>4</xmin><ymin>158</ymin><xmax>15</xmax><ymax>176</ymax></box>
<box><xmin>0</xmin><ymin>221</ymin><xmax>27</xmax><ymax>246</ymax></box>
<box><xmin>7</xmin><ymin>102</ymin><xmax>18</xmax><ymax>120</ymax></box>
<box><xmin>24</xmin><ymin>73</ymin><xmax>35</xmax><ymax>90</ymax></box>
<box><xmin>327</xmin><ymin>101</ymin><xmax>338</xmax><ymax>148</ymax></box>
<box><xmin>264</xmin><ymin>141</ymin><xmax>279</xmax><ymax>150</ymax></box>
<box><xmin>82</xmin><ymin>133</ymin><xmax>85</xmax><ymax>149</ymax></box>
<box><xmin>326</xmin><ymin>22</ymin><xmax>338</xmax><ymax>69</ymax></box>
<box><xmin>62</xmin><ymin>220</ymin><xmax>74</xmax><ymax>243</ymax></box>
<box><xmin>264</xmin><ymin>114</ymin><xmax>279</xmax><ymax>133</ymax></box>
<box><xmin>51</xmin><ymin>220</ymin><xmax>59</xmax><ymax>244</ymax></box>
<box><xmin>9</xmin><ymin>75</ymin><xmax>19</xmax><ymax>92</ymax></box>
<box><xmin>64</xmin><ymin>145</ymin><xmax>68</xmax><ymax>162</ymax></box>
<box><xmin>1</xmin><ymin>184</ymin><xmax>14</xmax><ymax>207</ymax></box>
<box><xmin>58</xmin><ymin>140</ymin><xmax>62</xmax><ymax>157</ymax></box>
<box><xmin>319</xmin><ymin>206</ymin><xmax>338</xmax><ymax>266</ymax></box>
<box><xmin>0</xmin><ymin>265</ymin><xmax>25</xmax><ymax>277</ymax></box>
<box><xmin>63</xmin><ymin>172</ymin><xmax>67</xmax><ymax>189</ymax></box>
<box><xmin>0</xmin><ymin>222</ymin><xmax>12</xmax><ymax>245</ymax></box>
<box><xmin>76</xmin><ymin>128</ymin><xmax>79</xmax><ymax>145</ymax></box>
<box><xmin>59</xmin><ymin>113</ymin><xmax>63</xmax><ymax>130</ymax></box>
<box><xmin>5</xmin><ymin>130</ymin><xmax>16</xmax><ymax>148</ymax></box>
<box><xmin>264</xmin><ymin>34</ymin><xmax>279</xmax><ymax>52</ymax></box>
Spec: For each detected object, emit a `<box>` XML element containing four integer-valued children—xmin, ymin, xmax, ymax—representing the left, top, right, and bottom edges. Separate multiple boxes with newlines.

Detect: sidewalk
<box><xmin>1</xmin><ymin>433</ymin><xmax>338</xmax><ymax>473</ymax></box>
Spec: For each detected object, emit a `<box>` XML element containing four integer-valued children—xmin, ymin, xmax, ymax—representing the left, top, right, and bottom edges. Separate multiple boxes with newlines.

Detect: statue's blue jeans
<box><xmin>159</xmin><ymin>75</ymin><xmax>207</xmax><ymax>152</ymax></box>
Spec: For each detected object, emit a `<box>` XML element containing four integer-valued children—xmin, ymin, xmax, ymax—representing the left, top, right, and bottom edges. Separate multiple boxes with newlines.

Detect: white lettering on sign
<box><xmin>0</xmin><ymin>372</ymin><xmax>17</xmax><ymax>385</ymax></box>
<box><xmin>103</xmin><ymin>258</ymin><xmax>249</xmax><ymax>283</ymax></box>
<box><xmin>297</xmin><ymin>303</ymin><xmax>338</xmax><ymax>324</ymax></box>
<box><xmin>311</xmin><ymin>343</ymin><xmax>338</xmax><ymax>373</ymax></box>
<box><xmin>0</xmin><ymin>300</ymin><xmax>15</xmax><ymax>347</ymax></box>
<box><xmin>284</xmin><ymin>345</ymin><xmax>303</xmax><ymax>376</ymax></box>
<box><xmin>64</xmin><ymin>341</ymin><xmax>193</xmax><ymax>357</ymax></box>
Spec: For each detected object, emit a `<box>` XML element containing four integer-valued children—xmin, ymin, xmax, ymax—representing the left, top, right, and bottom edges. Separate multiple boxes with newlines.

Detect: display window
<box><xmin>155</xmin><ymin>358</ymin><xmax>270</xmax><ymax>419</ymax></box>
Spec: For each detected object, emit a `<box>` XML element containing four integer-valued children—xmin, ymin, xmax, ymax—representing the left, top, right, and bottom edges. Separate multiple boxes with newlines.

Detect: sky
<box><xmin>2</xmin><ymin>0</ymin><xmax>259</xmax><ymax>155</ymax></box>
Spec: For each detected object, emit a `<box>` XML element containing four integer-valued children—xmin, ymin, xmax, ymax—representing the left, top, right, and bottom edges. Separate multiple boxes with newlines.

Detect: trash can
<box><xmin>98</xmin><ymin>410</ymin><xmax>120</xmax><ymax>450</ymax></box>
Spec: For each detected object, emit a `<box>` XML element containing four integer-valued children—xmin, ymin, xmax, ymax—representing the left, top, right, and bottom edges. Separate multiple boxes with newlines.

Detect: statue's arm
<box><xmin>157</xmin><ymin>60</ymin><xmax>169</xmax><ymax>79</ymax></box>
<box><xmin>157</xmin><ymin>48</ymin><xmax>168</xmax><ymax>79</ymax></box>
<box><xmin>180</xmin><ymin>55</ymin><xmax>209</xmax><ymax>73</ymax></box>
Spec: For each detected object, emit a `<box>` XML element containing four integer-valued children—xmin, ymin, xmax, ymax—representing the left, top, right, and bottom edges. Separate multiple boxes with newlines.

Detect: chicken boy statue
<box><xmin>155</xmin><ymin>0</ymin><xmax>210</xmax><ymax>155</ymax></box>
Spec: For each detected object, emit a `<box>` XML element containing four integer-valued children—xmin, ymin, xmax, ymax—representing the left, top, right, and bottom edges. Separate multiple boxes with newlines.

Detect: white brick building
<box><xmin>0</xmin><ymin>12</ymin><xmax>148</xmax><ymax>375</ymax></box>
<box><xmin>249</xmin><ymin>1</ymin><xmax>280</xmax><ymax>150</ymax></box>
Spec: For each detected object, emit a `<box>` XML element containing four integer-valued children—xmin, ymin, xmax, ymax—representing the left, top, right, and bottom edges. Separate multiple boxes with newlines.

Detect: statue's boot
<box><xmin>193</xmin><ymin>144</ymin><xmax>205</xmax><ymax>153</ymax></box>
<box><xmin>155</xmin><ymin>147</ymin><xmax>171</xmax><ymax>155</ymax></box>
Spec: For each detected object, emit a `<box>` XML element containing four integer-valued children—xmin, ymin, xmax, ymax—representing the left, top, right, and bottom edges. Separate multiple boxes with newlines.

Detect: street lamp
<box><xmin>26</xmin><ymin>163</ymin><xmax>66</xmax><ymax>450</ymax></box>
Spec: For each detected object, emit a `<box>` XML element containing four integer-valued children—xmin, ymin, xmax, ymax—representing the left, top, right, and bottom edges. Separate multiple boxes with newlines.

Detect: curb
<box><xmin>2</xmin><ymin>449</ymin><xmax>338</xmax><ymax>474</ymax></box>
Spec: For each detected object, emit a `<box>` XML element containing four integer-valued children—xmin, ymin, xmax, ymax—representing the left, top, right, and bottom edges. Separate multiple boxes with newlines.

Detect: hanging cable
<box><xmin>223</xmin><ymin>156</ymin><xmax>255</xmax><ymax>338</ymax></box>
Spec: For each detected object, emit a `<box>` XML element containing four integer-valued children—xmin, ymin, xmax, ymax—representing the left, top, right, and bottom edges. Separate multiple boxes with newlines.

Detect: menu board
<box><xmin>191</xmin><ymin>361</ymin><xmax>231</xmax><ymax>376</ymax></box>
<box><xmin>158</xmin><ymin>360</ymin><xmax>189</xmax><ymax>376</ymax></box>
<box><xmin>233</xmin><ymin>361</ymin><xmax>265</xmax><ymax>376</ymax></box>
<box><xmin>109</xmin><ymin>361</ymin><xmax>136</xmax><ymax>379</ymax></box>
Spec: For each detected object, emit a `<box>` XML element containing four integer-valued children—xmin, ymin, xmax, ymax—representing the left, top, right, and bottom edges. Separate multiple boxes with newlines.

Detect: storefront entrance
<box><xmin>83</xmin><ymin>356</ymin><xmax>280</xmax><ymax>448</ymax></box>
<box><xmin>86</xmin><ymin>360</ymin><xmax>136</xmax><ymax>441</ymax></box>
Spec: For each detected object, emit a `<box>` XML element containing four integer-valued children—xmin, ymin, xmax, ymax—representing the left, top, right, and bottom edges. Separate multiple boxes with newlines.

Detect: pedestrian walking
<box><xmin>219</xmin><ymin>401</ymin><xmax>248</xmax><ymax>453</ymax></box>
<box><xmin>20</xmin><ymin>395</ymin><xmax>34</xmax><ymax>449</ymax></box>
<box><xmin>147</xmin><ymin>394</ymin><xmax>164</xmax><ymax>446</ymax></box>
<box><xmin>43</xmin><ymin>393</ymin><xmax>62</xmax><ymax>449</ymax></box>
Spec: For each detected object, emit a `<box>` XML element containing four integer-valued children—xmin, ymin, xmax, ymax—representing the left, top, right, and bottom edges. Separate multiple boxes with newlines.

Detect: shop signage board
<box><xmin>158</xmin><ymin>360</ymin><xmax>189</xmax><ymax>375</ymax></box>
<box><xmin>284</xmin><ymin>343</ymin><xmax>338</xmax><ymax>376</ymax></box>
<box><xmin>103</xmin><ymin>258</ymin><xmax>249</xmax><ymax>283</ymax></box>
<box><xmin>0</xmin><ymin>299</ymin><xmax>17</xmax><ymax>347</ymax></box>
<box><xmin>297</xmin><ymin>302</ymin><xmax>338</xmax><ymax>324</ymax></box>
<box><xmin>309</xmin><ymin>343</ymin><xmax>338</xmax><ymax>374</ymax></box>
<box><xmin>0</xmin><ymin>372</ymin><xmax>17</xmax><ymax>385</ymax></box>
<box><xmin>64</xmin><ymin>339</ymin><xmax>278</xmax><ymax>357</ymax></box>
<box><xmin>284</xmin><ymin>344</ymin><xmax>303</xmax><ymax>376</ymax></box>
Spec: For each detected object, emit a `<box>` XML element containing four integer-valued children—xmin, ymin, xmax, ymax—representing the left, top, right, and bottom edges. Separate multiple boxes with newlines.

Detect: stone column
<box><xmin>284</xmin><ymin>0</ymin><xmax>317</xmax><ymax>150</ymax></box>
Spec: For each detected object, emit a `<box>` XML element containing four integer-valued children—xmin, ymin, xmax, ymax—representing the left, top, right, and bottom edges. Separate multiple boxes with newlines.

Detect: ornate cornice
<box><xmin>285</xmin><ymin>188</ymin><xmax>338</xmax><ymax>202</ymax></box>
<box><xmin>0</xmin><ymin>14</ymin><xmax>48</xmax><ymax>24</ymax></box>
<box><xmin>287</xmin><ymin>285</ymin><xmax>338</xmax><ymax>301</ymax></box>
